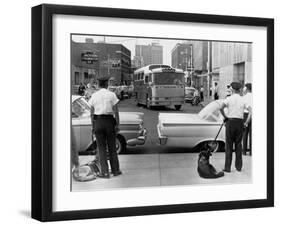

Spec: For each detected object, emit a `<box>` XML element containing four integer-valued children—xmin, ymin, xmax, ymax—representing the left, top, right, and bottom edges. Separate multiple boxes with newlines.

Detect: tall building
<box><xmin>211</xmin><ymin>42</ymin><xmax>252</xmax><ymax>98</ymax></box>
<box><xmin>171</xmin><ymin>41</ymin><xmax>208</xmax><ymax>87</ymax></box>
<box><xmin>171</xmin><ymin>42</ymin><xmax>192</xmax><ymax>71</ymax></box>
<box><xmin>134</xmin><ymin>43</ymin><xmax>163</xmax><ymax>68</ymax></box>
<box><xmin>71</xmin><ymin>39</ymin><xmax>131</xmax><ymax>93</ymax></box>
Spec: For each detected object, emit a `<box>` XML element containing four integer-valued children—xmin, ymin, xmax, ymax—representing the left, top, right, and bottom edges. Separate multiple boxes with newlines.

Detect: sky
<box><xmin>72</xmin><ymin>35</ymin><xmax>191</xmax><ymax>65</ymax></box>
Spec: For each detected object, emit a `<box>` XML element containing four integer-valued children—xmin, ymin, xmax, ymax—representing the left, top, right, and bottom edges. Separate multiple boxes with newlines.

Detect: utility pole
<box><xmin>107</xmin><ymin>54</ymin><xmax>110</xmax><ymax>75</ymax></box>
<box><xmin>190</xmin><ymin>44</ymin><xmax>193</xmax><ymax>87</ymax></box>
<box><xmin>207</xmin><ymin>41</ymin><xmax>212</xmax><ymax>100</ymax></box>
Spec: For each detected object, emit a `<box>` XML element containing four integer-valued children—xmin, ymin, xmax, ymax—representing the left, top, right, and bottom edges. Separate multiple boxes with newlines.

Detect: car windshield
<box><xmin>154</xmin><ymin>72</ymin><xmax>184</xmax><ymax>85</ymax></box>
<box><xmin>198</xmin><ymin>100</ymin><xmax>224</xmax><ymax>122</ymax></box>
<box><xmin>72</xmin><ymin>97</ymin><xmax>91</xmax><ymax>117</ymax></box>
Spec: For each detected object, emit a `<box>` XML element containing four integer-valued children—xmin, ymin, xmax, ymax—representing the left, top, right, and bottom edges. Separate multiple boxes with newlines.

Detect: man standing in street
<box><xmin>78</xmin><ymin>82</ymin><xmax>86</xmax><ymax>96</ymax></box>
<box><xmin>242</xmin><ymin>83</ymin><xmax>252</xmax><ymax>155</ymax></box>
<box><xmin>220</xmin><ymin>82</ymin><xmax>251</xmax><ymax>173</ymax></box>
<box><xmin>200</xmin><ymin>85</ymin><xmax>204</xmax><ymax>101</ymax></box>
<box><xmin>88</xmin><ymin>76</ymin><xmax>122</xmax><ymax>179</ymax></box>
<box><xmin>214</xmin><ymin>82</ymin><xmax>219</xmax><ymax>100</ymax></box>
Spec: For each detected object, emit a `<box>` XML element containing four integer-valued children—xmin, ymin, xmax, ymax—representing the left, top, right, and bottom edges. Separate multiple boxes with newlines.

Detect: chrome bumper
<box><xmin>126</xmin><ymin>129</ymin><xmax>147</xmax><ymax>146</ymax></box>
<box><xmin>157</xmin><ymin>124</ymin><xmax>167</xmax><ymax>145</ymax></box>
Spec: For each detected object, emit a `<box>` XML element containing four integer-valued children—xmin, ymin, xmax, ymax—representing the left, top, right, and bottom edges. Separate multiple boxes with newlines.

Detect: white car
<box><xmin>157</xmin><ymin>100</ymin><xmax>225</xmax><ymax>151</ymax></box>
<box><xmin>72</xmin><ymin>95</ymin><xmax>147</xmax><ymax>154</ymax></box>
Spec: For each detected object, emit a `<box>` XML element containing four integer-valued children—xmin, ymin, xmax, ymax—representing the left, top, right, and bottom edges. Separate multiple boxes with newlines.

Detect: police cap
<box><xmin>97</xmin><ymin>76</ymin><xmax>110</xmax><ymax>82</ymax></box>
<box><xmin>230</xmin><ymin>82</ymin><xmax>242</xmax><ymax>90</ymax></box>
<box><xmin>245</xmin><ymin>83</ymin><xmax>252</xmax><ymax>91</ymax></box>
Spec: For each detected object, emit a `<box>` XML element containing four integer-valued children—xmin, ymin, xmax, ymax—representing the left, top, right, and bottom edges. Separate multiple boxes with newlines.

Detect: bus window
<box><xmin>144</xmin><ymin>75</ymin><xmax>149</xmax><ymax>83</ymax></box>
<box><xmin>154</xmin><ymin>72</ymin><xmax>184</xmax><ymax>85</ymax></box>
<box><xmin>148</xmin><ymin>74</ymin><xmax>152</xmax><ymax>82</ymax></box>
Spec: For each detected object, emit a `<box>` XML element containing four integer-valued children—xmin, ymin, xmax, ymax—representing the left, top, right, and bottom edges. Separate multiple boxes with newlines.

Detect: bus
<box><xmin>134</xmin><ymin>64</ymin><xmax>185</xmax><ymax>110</ymax></box>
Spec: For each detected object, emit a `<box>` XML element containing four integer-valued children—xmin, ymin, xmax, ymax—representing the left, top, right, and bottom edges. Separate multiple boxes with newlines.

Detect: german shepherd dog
<box><xmin>197</xmin><ymin>146</ymin><xmax>224</xmax><ymax>179</ymax></box>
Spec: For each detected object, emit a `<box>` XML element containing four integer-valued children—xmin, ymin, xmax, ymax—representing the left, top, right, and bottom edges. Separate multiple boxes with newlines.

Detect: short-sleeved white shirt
<box><xmin>88</xmin><ymin>88</ymin><xmax>119</xmax><ymax>115</ymax></box>
<box><xmin>223</xmin><ymin>93</ymin><xmax>247</xmax><ymax>119</ymax></box>
<box><xmin>243</xmin><ymin>92</ymin><xmax>252</xmax><ymax>113</ymax></box>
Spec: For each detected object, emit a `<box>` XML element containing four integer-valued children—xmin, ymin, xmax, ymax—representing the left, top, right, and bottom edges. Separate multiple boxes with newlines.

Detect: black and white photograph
<box><xmin>71</xmin><ymin>34</ymin><xmax>253</xmax><ymax>191</ymax></box>
<box><xmin>30</xmin><ymin>3</ymin><xmax>274</xmax><ymax>221</ymax></box>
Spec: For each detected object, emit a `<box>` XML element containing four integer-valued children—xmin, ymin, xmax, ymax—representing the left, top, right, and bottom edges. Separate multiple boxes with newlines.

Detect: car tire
<box><xmin>116</xmin><ymin>135</ymin><xmax>126</xmax><ymax>154</ymax></box>
<box><xmin>175</xmin><ymin>105</ymin><xmax>181</xmax><ymax>110</ymax></box>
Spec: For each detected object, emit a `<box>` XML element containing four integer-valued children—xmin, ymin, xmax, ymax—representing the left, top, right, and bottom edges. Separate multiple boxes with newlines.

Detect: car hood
<box><xmin>158</xmin><ymin>113</ymin><xmax>219</xmax><ymax>125</ymax></box>
<box><xmin>73</xmin><ymin>112</ymin><xmax>144</xmax><ymax>125</ymax></box>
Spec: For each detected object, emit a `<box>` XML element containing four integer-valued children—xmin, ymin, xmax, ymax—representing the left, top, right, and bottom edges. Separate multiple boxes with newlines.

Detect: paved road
<box><xmin>118</xmin><ymin>97</ymin><xmax>204</xmax><ymax>154</ymax></box>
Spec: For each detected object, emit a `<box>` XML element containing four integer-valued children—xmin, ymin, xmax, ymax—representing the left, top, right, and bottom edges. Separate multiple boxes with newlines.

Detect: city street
<box><xmin>118</xmin><ymin>96</ymin><xmax>203</xmax><ymax>154</ymax></box>
<box><xmin>72</xmin><ymin>97</ymin><xmax>253</xmax><ymax>191</ymax></box>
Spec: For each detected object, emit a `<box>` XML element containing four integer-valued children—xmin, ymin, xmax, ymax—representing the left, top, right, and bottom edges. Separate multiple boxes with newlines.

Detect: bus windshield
<box><xmin>154</xmin><ymin>72</ymin><xmax>184</xmax><ymax>85</ymax></box>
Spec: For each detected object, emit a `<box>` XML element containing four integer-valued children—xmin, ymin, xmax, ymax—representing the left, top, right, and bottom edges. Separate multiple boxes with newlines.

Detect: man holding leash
<box><xmin>88</xmin><ymin>76</ymin><xmax>122</xmax><ymax>179</ymax></box>
<box><xmin>220</xmin><ymin>82</ymin><xmax>251</xmax><ymax>173</ymax></box>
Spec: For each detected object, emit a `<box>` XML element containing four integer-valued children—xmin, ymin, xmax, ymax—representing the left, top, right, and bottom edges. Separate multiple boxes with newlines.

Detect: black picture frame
<box><xmin>31</xmin><ymin>4</ymin><xmax>274</xmax><ymax>222</ymax></box>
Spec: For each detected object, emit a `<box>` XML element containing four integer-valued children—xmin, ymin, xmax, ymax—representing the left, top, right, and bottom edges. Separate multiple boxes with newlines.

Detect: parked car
<box><xmin>157</xmin><ymin>100</ymin><xmax>225</xmax><ymax>152</ymax></box>
<box><xmin>185</xmin><ymin>87</ymin><xmax>199</xmax><ymax>103</ymax></box>
<box><xmin>119</xmin><ymin>85</ymin><xmax>130</xmax><ymax>99</ymax></box>
<box><xmin>72</xmin><ymin>95</ymin><xmax>147</xmax><ymax>154</ymax></box>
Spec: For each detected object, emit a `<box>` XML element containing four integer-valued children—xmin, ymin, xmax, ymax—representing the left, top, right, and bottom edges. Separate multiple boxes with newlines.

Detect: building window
<box><xmin>84</xmin><ymin>72</ymin><xmax>89</xmax><ymax>83</ymax></box>
<box><xmin>74</xmin><ymin>72</ymin><xmax>80</xmax><ymax>85</ymax></box>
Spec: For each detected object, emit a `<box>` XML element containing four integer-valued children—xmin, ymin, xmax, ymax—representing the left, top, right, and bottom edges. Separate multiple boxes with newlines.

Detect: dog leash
<box><xmin>212</xmin><ymin>122</ymin><xmax>225</xmax><ymax>153</ymax></box>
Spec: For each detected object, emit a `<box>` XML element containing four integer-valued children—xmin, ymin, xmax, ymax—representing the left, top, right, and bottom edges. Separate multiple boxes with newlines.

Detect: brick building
<box><xmin>71</xmin><ymin>40</ymin><xmax>132</xmax><ymax>93</ymax></box>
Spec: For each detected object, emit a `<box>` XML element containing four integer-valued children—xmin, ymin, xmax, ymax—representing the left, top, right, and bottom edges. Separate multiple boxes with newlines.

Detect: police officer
<box><xmin>220</xmin><ymin>82</ymin><xmax>251</xmax><ymax>172</ymax></box>
<box><xmin>88</xmin><ymin>76</ymin><xmax>122</xmax><ymax>179</ymax></box>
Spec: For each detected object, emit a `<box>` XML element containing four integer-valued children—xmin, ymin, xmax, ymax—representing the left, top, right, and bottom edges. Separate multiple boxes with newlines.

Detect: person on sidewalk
<box><xmin>88</xmin><ymin>76</ymin><xmax>122</xmax><ymax>179</ymax></box>
<box><xmin>226</xmin><ymin>84</ymin><xmax>232</xmax><ymax>98</ymax></box>
<box><xmin>220</xmin><ymin>82</ymin><xmax>251</xmax><ymax>173</ymax></box>
<box><xmin>242</xmin><ymin>83</ymin><xmax>252</xmax><ymax>155</ymax></box>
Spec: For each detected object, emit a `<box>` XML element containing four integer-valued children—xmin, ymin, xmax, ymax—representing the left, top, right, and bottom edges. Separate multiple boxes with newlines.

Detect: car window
<box><xmin>72</xmin><ymin>98</ymin><xmax>90</xmax><ymax>117</ymax></box>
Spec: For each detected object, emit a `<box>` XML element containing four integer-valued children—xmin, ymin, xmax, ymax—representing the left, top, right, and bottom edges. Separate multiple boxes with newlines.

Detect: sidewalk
<box><xmin>72</xmin><ymin>153</ymin><xmax>252</xmax><ymax>192</ymax></box>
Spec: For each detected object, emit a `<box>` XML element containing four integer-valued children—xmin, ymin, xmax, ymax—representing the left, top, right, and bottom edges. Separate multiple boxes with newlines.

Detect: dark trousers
<box><xmin>94</xmin><ymin>116</ymin><xmax>120</xmax><ymax>175</ymax></box>
<box><xmin>200</xmin><ymin>92</ymin><xmax>204</xmax><ymax>101</ymax></box>
<box><xmin>243</xmin><ymin>113</ymin><xmax>252</xmax><ymax>155</ymax></box>
<box><xmin>225</xmin><ymin>119</ymin><xmax>244</xmax><ymax>171</ymax></box>
<box><xmin>214</xmin><ymin>92</ymin><xmax>219</xmax><ymax>100</ymax></box>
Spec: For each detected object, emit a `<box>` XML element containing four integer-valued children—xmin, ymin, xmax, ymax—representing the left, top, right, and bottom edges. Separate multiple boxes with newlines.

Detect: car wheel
<box><xmin>175</xmin><ymin>105</ymin><xmax>181</xmax><ymax>110</ymax></box>
<box><xmin>116</xmin><ymin>135</ymin><xmax>126</xmax><ymax>154</ymax></box>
